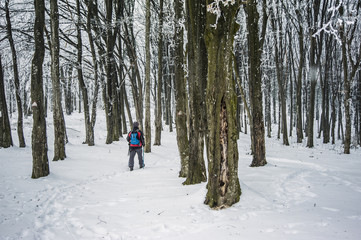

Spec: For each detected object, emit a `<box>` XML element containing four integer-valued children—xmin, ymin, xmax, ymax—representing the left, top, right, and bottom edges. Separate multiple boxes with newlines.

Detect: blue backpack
<box><xmin>129</xmin><ymin>131</ymin><xmax>141</xmax><ymax>147</ymax></box>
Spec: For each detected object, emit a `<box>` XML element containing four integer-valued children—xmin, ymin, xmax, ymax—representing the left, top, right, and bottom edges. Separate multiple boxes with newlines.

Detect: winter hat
<box><xmin>133</xmin><ymin>122</ymin><xmax>139</xmax><ymax>128</ymax></box>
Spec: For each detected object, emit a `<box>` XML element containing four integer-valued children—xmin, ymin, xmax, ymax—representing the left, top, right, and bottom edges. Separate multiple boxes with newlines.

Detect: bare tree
<box><xmin>244</xmin><ymin>0</ymin><xmax>268</xmax><ymax>167</ymax></box>
<box><xmin>0</xmin><ymin>54</ymin><xmax>13</xmax><ymax>148</ymax></box>
<box><xmin>5</xmin><ymin>0</ymin><xmax>25</xmax><ymax>148</ymax></box>
<box><xmin>154</xmin><ymin>0</ymin><xmax>164</xmax><ymax>146</ymax></box>
<box><xmin>174</xmin><ymin>0</ymin><xmax>189</xmax><ymax>178</ymax></box>
<box><xmin>31</xmin><ymin>0</ymin><xmax>49</xmax><ymax>179</ymax></box>
<box><xmin>144</xmin><ymin>0</ymin><xmax>152</xmax><ymax>152</ymax></box>
<box><xmin>51</xmin><ymin>0</ymin><xmax>66</xmax><ymax>160</ymax></box>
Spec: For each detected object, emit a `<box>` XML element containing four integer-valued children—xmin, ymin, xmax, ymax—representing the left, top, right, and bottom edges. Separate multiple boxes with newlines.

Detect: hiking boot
<box><xmin>140</xmin><ymin>164</ymin><xmax>145</xmax><ymax>169</ymax></box>
<box><xmin>130</xmin><ymin>167</ymin><xmax>133</xmax><ymax>171</ymax></box>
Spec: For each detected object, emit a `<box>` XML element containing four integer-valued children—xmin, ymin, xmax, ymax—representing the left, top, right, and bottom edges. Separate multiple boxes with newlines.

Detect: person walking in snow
<box><xmin>126</xmin><ymin>122</ymin><xmax>145</xmax><ymax>171</ymax></box>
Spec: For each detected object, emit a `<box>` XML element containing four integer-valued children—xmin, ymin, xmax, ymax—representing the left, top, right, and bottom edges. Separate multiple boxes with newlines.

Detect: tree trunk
<box><xmin>5</xmin><ymin>0</ymin><xmax>25</xmax><ymax>148</ymax></box>
<box><xmin>296</xmin><ymin>23</ymin><xmax>304</xmax><ymax>143</ymax></box>
<box><xmin>245</xmin><ymin>0</ymin><xmax>267</xmax><ymax>167</ymax></box>
<box><xmin>154</xmin><ymin>0</ymin><xmax>164</xmax><ymax>146</ymax></box>
<box><xmin>204</xmin><ymin>0</ymin><xmax>242</xmax><ymax>209</ymax></box>
<box><xmin>0</xmin><ymin>54</ymin><xmax>13</xmax><ymax>148</ymax></box>
<box><xmin>271</xmin><ymin>12</ymin><xmax>289</xmax><ymax>146</ymax></box>
<box><xmin>144</xmin><ymin>0</ymin><xmax>152</xmax><ymax>152</ymax></box>
<box><xmin>183</xmin><ymin>0</ymin><xmax>207</xmax><ymax>185</ymax></box>
<box><xmin>174</xmin><ymin>0</ymin><xmax>189</xmax><ymax>178</ymax></box>
<box><xmin>339</xmin><ymin>14</ymin><xmax>361</xmax><ymax>153</ymax></box>
<box><xmin>105</xmin><ymin>0</ymin><xmax>115</xmax><ymax>144</ymax></box>
<box><xmin>51</xmin><ymin>0</ymin><xmax>66</xmax><ymax>160</ymax></box>
<box><xmin>86</xmin><ymin>0</ymin><xmax>100</xmax><ymax>146</ymax></box>
<box><xmin>321</xmin><ymin>37</ymin><xmax>332</xmax><ymax>144</ymax></box>
<box><xmin>31</xmin><ymin>0</ymin><xmax>49</xmax><ymax>179</ymax></box>
<box><xmin>123</xmin><ymin>21</ymin><xmax>144</xmax><ymax>130</ymax></box>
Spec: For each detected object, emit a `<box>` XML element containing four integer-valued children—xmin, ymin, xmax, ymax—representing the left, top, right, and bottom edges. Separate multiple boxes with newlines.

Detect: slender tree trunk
<box><xmin>174</xmin><ymin>0</ymin><xmax>189</xmax><ymax>178</ymax></box>
<box><xmin>289</xmin><ymin>41</ymin><xmax>294</xmax><ymax>137</ymax></box>
<box><xmin>204</xmin><ymin>0</ymin><xmax>242</xmax><ymax>209</ymax></box>
<box><xmin>0</xmin><ymin>54</ymin><xmax>13</xmax><ymax>148</ymax></box>
<box><xmin>321</xmin><ymin>37</ymin><xmax>332</xmax><ymax>144</ymax></box>
<box><xmin>337</xmin><ymin>89</ymin><xmax>344</xmax><ymax>142</ymax></box>
<box><xmin>76</xmin><ymin>0</ymin><xmax>91</xmax><ymax>146</ymax></box>
<box><xmin>5</xmin><ymin>0</ymin><xmax>25</xmax><ymax>148</ymax></box>
<box><xmin>339</xmin><ymin>16</ymin><xmax>361</xmax><ymax>153</ymax></box>
<box><xmin>358</xmin><ymin>73</ymin><xmax>361</xmax><ymax>145</ymax></box>
<box><xmin>86</xmin><ymin>0</ymin><xmax>100</xmax><ymax>146</ymax></box>
<box><xmin>245</xmin><ymin>0</ymin><xmax>267</xmax><ymax>167</ymax></box>
<box><xmin>144</xmin><ymin>0</ymin><xmax>152</xmax><ymax>151</ymax></box>
<box><xmin>51</xmin><ymin>0</ymin><xmax>66</xmax><ymax>160</ymax></box>
<box><xmin>306</xmin><ymin>0</ymin><xmax>323</xmax><ymax>148</ymax></box>
<box><xmin>271</xmin><ymin>12</ymin><xmax>289</xmax><ymax>146</ymax></box>
<box><xmin>341</xmin><ymin>32</ymin><xmax>350</xmax><ymax>153</ymax></box>
<box><xmin>105</xmin><ymin>0</ymin><xmax>115</xmax><ymax>144</ymax></box>
<box><xmin>154</xmin><ymin>0</ymin><xmax>164</xmax><ymax>146</ymax></box>
<box><xmin>123</xmin><ymin>21</ymin><xmax>144</xmax><ymax>130</ymax></box>
<box><xmin>64</xmin><ymin>66</ymin><xmax>73</xmax><ymax>115</ymax></box>
<box><xmin>31</xmin><ymin>0</ymin><xmax>49</xmax><ymax>179</ymax></box>
<box><xmin>296</xmin><ymin>23</ymin><xmax>304</xmax><ymax>143</ymax></box>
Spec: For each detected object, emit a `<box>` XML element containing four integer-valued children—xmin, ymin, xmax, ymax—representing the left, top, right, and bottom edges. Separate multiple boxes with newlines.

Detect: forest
<box><xmin>0</xmin><ymin>0</ymin><xmax>360</xmax><ymax>210</ymax></box>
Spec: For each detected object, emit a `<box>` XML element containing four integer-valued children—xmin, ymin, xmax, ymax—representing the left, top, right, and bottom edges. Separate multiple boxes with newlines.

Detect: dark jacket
<box><xmin>127</xmin><ymin>127</ymin><xmax>145</xmax><ymax>148</ymax></box>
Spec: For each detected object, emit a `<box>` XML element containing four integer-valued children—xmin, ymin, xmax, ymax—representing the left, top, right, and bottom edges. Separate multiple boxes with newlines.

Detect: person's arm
<box><xmin>140</xmin><ymin>131</ymin><xmax>145</xmax><ymax>146</ymax></box>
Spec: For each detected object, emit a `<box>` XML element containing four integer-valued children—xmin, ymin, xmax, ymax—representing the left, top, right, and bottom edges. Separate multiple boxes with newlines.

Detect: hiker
<box><xmin>126</xmin><ymin>122</ymin><xmax>145</xmax><ymax>171</ymax></box>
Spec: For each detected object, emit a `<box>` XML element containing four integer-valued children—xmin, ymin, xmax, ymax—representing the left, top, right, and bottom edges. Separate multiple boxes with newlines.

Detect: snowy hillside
<box><xmin>1</xmin><ymin>112</ymin><xmax>361</xmax><ymax>240</ymax></box>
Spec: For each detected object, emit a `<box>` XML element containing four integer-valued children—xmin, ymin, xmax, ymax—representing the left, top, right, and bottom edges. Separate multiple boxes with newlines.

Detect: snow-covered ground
<box><xmin>1</xmin><ymin>112</ymin><xmax>361</xmax><ymax>240</ymax></box>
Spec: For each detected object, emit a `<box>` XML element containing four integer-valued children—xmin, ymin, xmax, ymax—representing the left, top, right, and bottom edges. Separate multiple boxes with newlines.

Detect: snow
<box><xmin>1</xmin><ymin>112</ymin><xmax>361</xmax><ymax>240</ymax></box>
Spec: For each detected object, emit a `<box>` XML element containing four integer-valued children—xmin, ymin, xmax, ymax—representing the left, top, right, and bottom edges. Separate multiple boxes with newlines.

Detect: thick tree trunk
<box><xmin>31</xmin><ymin>0</ymin><xmax>49</xmax><ymax>179</ymax></box>
<box><xmin>5</xmin><ymin>0</ymin><xmax>25</xmax><ymax>148</ymax></box>
<box><xmin>174</xmin><ymin>0</ymin><xmax>189</xmax><ymax>178</ymax></box>
<box><xmin>0</xmin><ymin>54</ymin><xmax>13</xmax><ymax>148</ymax></box>
<box><xmin>144</xmin><ymin>0</ymin><xmax>152</xmax><ymax>152</ymax></box>
<box><xmin>204</xmin><ymin>0</ymin><xmax>242</xmax><ymax>209</ymax></box>
<box><xmin>51</xmin><ymin>0</ymin><xmax>66</xmax><ymax>160</ymax></box>
<box><xmin>183</xmin><ymin>0</ymin><xmax>207</xmax><ymax>185</ymax></box>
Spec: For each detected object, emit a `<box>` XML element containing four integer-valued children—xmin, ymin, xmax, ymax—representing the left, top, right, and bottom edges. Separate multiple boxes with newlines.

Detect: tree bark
<box><xmin>174</xmin><ymin>0</ymin><xmax>189</xmax><ymax>178</ymax></box>
<box><xmin>154</xmin><ymin>0</ymin><xmax>164</xmax><ymax>146</ymax></box>
<box><xmin>296</xmin><ymin>17</ymin><xmax>304</xmax><ymax>143</ymax></box>
<box><xmin>270</xmin><ymin>10</ymin><xmax>289</xmax><ymax>146</ymax></box>
<box><xmin>144</xmin><ymin>0</ymin><xmax>152</xmax><ymax>152</ymax></box>
<box><xmin>86</xmin><ymin>0</ymin><xmax>100</xmax><ymax>146</ymax></box>
<box><xmin>339</xmin><ymin>6</ymin><xmax>361</xmax><ymax>153</ymax></box>
<box><xmin>204</xmin><ymin>0</ymin><xmax>242</xmax><ymax>209</ymax></box>
<box><xmin>183</xmin><ymin>0</ymin><xmax>207</xmax><ymax>185</ymax></box>
<box><xmin>51</xmin><ymin>0</ymin><xmax>66</xmax><ymax>160</ymax></box>
<box><xmin>5</xmin><ymin>0</ymin><xmax>25</xmax><ymax>148</ymax></box>
<box><xmin>0</xmin><ymin>54</ymin><xmax>13</xmax><ymax>148</ymax></box>
<box><xmin>245</xmin><ymin>0</ymin><xmax>267</xmax><ymax>167</ymax></box>
<box><xmin>31</xmin><ymin>0</ymin><xmax>49</xmax><ymax>179</ymax></box>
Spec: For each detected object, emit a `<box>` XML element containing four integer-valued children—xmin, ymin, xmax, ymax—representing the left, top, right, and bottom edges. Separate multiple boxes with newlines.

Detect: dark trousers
<box><xmin>128</xmin><ymin>148</ymin><xmax>143</xmax><ymax>168</ymax></box>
